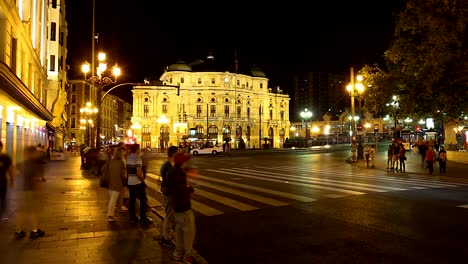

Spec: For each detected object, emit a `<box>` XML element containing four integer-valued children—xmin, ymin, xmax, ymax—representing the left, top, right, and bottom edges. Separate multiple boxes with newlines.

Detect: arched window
<box><xmin>236</xmin><ymin>126</ymin><xmax>242</xmax><ymax>139</ymax></box>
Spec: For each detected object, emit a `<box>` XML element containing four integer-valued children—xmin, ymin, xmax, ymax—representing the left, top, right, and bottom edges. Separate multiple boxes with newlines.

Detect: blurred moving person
<box><xmin>168</xmin><ymin>152</ymin><xmax>197</xmax><ymax>264</ymax></box>
<box><xmin>14</xmin><ymin>146</ymin><xmax>46</xmax><ymax>239</ymax></box>
<box><xmin>105</xmin><ymin>148</ymin><xmax>127</xmax><ymax>222</ymax></box>
<box><xmin>158</xmin><ymin>146</ymin><xmax>179</xmax><ymax>248</ymax></box>
<box><xmin>0</xmin><ymin>141</ymin><xmax>14</xmax><ymax>219</ymax></box>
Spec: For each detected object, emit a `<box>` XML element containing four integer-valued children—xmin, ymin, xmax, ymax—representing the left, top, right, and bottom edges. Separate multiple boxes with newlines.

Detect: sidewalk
<box><xmin>0</xmin><ymin>157</ymin><xmax>205</xmax><ymax>264</ymax></box>
<box><xmin>348</xmin><ymin>148</ymin><xmax>468</xmax><ymax>177</ymax></box>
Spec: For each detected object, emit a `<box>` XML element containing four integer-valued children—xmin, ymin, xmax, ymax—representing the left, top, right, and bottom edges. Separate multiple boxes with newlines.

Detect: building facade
<box><xmin>46</xmin><ymin>0</ymin><xmax>68</xmax><ymax>150</ymax></box>
<box><xmin>292</xmin><ymin>72</ymin><xmax>347</xmax><ymax>122</ymax></box>
<box><xmin>0</xmin><ymin>0</ymin><xmax>63</xmax><ymax>162</ymax></box>
<box><xmin>131</xmin><ymin>62</ymin><xmax>291</xmax><ymax>149</ymax></box>
<box><xmin>66</xmin><ymin>80</ymin><xmax>131</xmax><ymax>147</ymax></box>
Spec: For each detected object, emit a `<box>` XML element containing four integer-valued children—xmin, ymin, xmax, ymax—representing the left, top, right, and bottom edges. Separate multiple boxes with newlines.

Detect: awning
<box><xmin>0</xmin><ymin>62</ymin><xmax>53</xmax><ymax>121</ymax></box>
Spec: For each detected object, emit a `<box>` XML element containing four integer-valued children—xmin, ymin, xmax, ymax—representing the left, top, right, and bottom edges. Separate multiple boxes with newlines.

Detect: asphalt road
<box><xmin>146</xmin><ymin>149</ymin><xmax>468</xmax><ymax>264</ymax></box>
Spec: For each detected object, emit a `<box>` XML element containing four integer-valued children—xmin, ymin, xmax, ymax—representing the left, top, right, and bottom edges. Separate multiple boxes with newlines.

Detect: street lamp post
<box><xmin>81</xmin><ymin>52</ymin><xmax>121</xmax><ymax>148</ymax></box>
<box><xmin>300</xmin><ymin>108</ymin><xmax>313</xmax><ymax>148</ymax></box>
<box><xmin>79</xmin><ymin>102</ymin><xmax>98</xmax><ymax>146</ymax></box>
<box><xmin>346</xmin><ymin>67</ymin><xmax>365</xmax><ymax>159</ymax></box>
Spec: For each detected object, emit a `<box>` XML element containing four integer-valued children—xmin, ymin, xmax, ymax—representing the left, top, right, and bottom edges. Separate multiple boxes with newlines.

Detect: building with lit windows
<box><xmin>131</xmin><ymin>61</ymin><xmax>291</xmax><ymax>149</ymax></box>
<box><xmin>66</xmin><ymin>80</ymin><xmax>132</xmax><ymax>147</ymax></box>
<box><xmin>46</xmin><ymin>0</ymin><xmax>68</xmax><ymax>150</ymax></box>
<box><xmin>0</xmin><ymin>0</ymin><xmax>67</xmax><ymax>161</ymax></box>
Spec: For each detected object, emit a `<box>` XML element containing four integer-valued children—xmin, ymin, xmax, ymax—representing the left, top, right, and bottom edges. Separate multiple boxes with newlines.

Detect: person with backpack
<box><xmin>437</xmin><ymin>146</ymin><xmax>447</xmax><ymax>174</ymax></box>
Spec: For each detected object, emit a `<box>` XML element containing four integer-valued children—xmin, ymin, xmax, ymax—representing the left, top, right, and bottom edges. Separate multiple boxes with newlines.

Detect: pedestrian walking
<box><xmin>351</xmin><ymin>141</ymin><xmax>357</xmax><ymax>162</ymax></box>
<box><xmin>14</xmin><ymin>146</ymin><xmax>46</xmax><ymax>239</ymax></box>
<box><xmin>167</xmin><ymin>152</ymin><xmax>197</xmax><ymax>264</ymax></box>
<box><xmin>364</xmin><ymin>144</ymin><xmax>370</xmax><ymax>168</ymax></box>
<box><xmin>104</xmin><ymin>148</ymin><xmax>127</xmax><ymax>222</ymax></box>
<box><xmin>398</xmin><ymin>143</ymin><xmax>406</xmax><ymax>173</ymax></box>
<box><xmin>425</xmin><ymin>146</ymin><xmax>437</xmax><ymax>175</ymax></box>
<box><xmin>392</xmin><ymin>142</ymin><xmax>400</xmax><ymax>172</ymax></box>
<box><xmin>116</xmin><ymin>142</ymin><xmax>129</xmax><ymax>212</ymax></box>
<box><xmin>418</xmin><ymin>139</ymin><xmax>428</xmax><ymax>168</ymax></box>
<box><xmin>0</xmin><ymin>141</ymin><xmax>14</xmax><ymax>219</ymax></box>
<box><xmin>386</xmin><ymin>144</ymin><xmax>393</xmax><ymax>170</ymax></box>
<box><xmin>369</xmin><ymin>144</ymin><xmax>376</xmax><ymax>168</ymax></box>
<box><xmin>126</xmin><ymin>144</ymin><xmax>149</xmax><ymax>225</ymax></box>
<box><xmin>158</xmin><ymin>146</ymin><xmax>179</xmax><ymax>248</ymax></box>
<box><xmin>438</xmin><ymin>146</ymin><xmax>447</xmax><ymax>174</ymax></box>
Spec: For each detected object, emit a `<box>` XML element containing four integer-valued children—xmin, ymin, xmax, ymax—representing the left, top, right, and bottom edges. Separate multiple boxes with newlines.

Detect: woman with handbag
<box><xmin>104</xmin><ymin>148</ymin><xmax>127</xmax><ymax>222</ymax></box>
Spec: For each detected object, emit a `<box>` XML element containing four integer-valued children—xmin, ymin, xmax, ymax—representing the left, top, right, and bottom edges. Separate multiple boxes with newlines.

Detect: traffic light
<box><xmin>357</xmin><ymin>124</ymin><xmax>363</xmax><ymax>131</ymax></box>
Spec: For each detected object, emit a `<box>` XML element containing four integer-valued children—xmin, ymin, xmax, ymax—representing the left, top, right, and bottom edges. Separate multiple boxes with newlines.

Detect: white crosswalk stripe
<box><xmin>259</xmin><ymin>166</ymin><xmax>462</xmax><ymax>189</ymax></box>
<box><xmin>145</xmin><ymin>162</ymin><xmax>466</xmax><ymax>217</ymax></box>
<box><xmin>197</xmin><ymin>173</ymin><xmax>318</xmax><ymax>202</ymax></box>
<box><xmin>206</xmin><ymin>169</ymin><xmax>366</xmax><ymax>195</ymax></box>
<box><xmin>188</xmin><ymin>178</ymin><xmax>288</xmax><ymax>206</ymax></box>
<box><xmin>232</xmin><ymin>168</ymin><xmax>407</xmax><ymax>192</ymax></box>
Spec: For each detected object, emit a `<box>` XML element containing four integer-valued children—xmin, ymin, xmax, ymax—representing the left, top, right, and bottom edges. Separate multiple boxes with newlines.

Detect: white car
<box><xmin>190</xmin><ymin>145</ymin><xmax>223</xmax><ymax>156</ymax></box>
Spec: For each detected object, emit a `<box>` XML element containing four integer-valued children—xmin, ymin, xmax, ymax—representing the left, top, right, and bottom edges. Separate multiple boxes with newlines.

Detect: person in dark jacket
<box><xmin>158</xmin><ymin>146</ymin><xmax>179</xmax><ymax>248</ymax></box>
<box><xmin>167</xmin><ymin>152</ymin><xmax>196</xmax><ymax>264</ymax></box>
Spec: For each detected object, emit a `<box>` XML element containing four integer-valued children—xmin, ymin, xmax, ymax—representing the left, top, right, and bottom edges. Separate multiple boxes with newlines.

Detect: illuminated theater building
<box><xmin>131</xmin><ymin>61</ymin><xmax>290</xmax><ymax>149</ymax></box>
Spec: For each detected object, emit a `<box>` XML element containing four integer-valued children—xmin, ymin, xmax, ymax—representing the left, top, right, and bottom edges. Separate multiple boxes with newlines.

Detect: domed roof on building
<box><xmin>251</xmin><ymin>67</ymin><xmax>266</xmax><ymax>77</ymax></box>
<box><xmin>167</xmin><ymin>61</ymin><xmax>192</xmax><ymax>72</ymax></box>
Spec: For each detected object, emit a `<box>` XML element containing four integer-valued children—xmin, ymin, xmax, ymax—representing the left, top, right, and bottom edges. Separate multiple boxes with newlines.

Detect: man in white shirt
<box><xmin>126</xmin><ymin>144</ymin><xmax>148</xmax><ymax>224</ymax></box>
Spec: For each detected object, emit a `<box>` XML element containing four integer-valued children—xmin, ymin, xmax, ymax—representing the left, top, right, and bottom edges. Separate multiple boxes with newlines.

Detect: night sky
<box><xmin>65</xmin><ymin>0</ymin><xmax>405</xmax><ymax>102</ymax></box>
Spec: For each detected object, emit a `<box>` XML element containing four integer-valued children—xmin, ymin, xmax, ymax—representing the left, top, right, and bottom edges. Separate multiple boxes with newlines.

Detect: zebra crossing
<box><xmin>146</xmin><ymin>164</ymin><xmax>468</xmax><ymax>217</ymax></box>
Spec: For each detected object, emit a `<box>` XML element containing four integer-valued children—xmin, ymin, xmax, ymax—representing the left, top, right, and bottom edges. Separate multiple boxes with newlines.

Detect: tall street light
<box><xmin>79</xmin><ymin>102</ymin><xmax>98</xmax><ymax>146</ymax></box>
<box><xmin>300</xmin><ymin>108</ymin><xmax>313</xmax><ymax>148</ymax></box>
<box><xmin>81</xmin><ymin>52</ymin><xmax>121</xmax><ymax>148</ymax></box>
<box><xmin>346</xmin><ymin>67</ymin><xmax>365</xmax><ymax>159</ymax></box>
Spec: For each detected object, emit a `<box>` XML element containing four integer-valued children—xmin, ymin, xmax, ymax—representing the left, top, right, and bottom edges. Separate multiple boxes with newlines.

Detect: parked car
<box><xmin>190</xmin><ymin>145</ymin><xmax>223</xmax><ymax>156</ymax></box>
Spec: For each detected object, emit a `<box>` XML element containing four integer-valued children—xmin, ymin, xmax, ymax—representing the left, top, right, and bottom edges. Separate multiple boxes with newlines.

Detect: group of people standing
<box><xmin>417</xmin><ymin>141</ymin><xmax>447</xmax><ymax>175</ymax></box>
<box><xmin>102</xmin><ymin>142</ymin><xmax>150</xmax><ymax>225</ymax></box>
<box><xmin>384</xmin><ymin>139</ymin><xmax>448</xmax><ymax>175</ymax></box>
<box><xmin>386</xmin><ymin>141</ymin><xmax>407</xmax><ymax>173</ymax></box>
<box><xmin>101</xmin><ymin>143</ymin><xmax>198</xmax><ymax>263</ymax></box>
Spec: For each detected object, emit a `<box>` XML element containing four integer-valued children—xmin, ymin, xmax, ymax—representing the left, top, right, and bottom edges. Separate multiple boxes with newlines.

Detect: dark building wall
<box><xmin>292</xmin><ymin>72</ymin><xmax>346</xmax><ymax>122</ymax></box>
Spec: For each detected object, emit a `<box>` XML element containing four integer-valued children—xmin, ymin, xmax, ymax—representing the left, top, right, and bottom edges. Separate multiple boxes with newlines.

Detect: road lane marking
<box><xmin>193</xmin><ymin>188</ymin><xmax>258</xmax><ymax>211</ymax></box>
<box><xmin>325</xmin><ymin>194</ymin><xmax>345</xmax><ymax>198</ymax></box>
<box><xmin>275</xmin><ymin>165</ymin><xmax>466</xmax><ymax>187</ymax></box>
<box><xmin>188</xmin><ymin>179</ymin><xmax>288</xmax><ymax>206</ymax></box>
<box><xmin>260</xmin><ymin>166</ymin><xmax>459</xmax><ymax>188</ymax></box>
<box><xmin>191</xmin><ymin>200</ymin><xmax>224</xmax><ymax>216</ymax></box>
<box><xmin>198</xmin><ymin>173</ymin><xmax>318</xmax><ymax>202</ymax></box>
<box><xmin>457</xmin><ymin>204</ymin><xmax>468</xmax><ymax>209</ymax></box>
<box><xmin>234</xmin><ymin>168</ymin><xmax>405</xmax><ymax>192</ymax></box>
<box><xmin>205</xmin><ymin>170</ymin><xmax>365</xmax><ymax>196</ymax></box>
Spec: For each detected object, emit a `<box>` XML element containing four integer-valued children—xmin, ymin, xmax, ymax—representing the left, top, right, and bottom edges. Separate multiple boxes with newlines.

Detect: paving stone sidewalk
<box><xmin>0</xmin><ymin>156</ymin><xmax>205</xmax><ymax>264</ymax></box>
